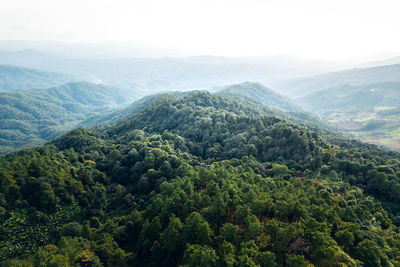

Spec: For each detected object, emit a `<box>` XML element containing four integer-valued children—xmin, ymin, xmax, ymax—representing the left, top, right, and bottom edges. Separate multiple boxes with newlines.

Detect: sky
<box><xmin>1</xmin><ymin>0</ymin><xmax>400</xmax><ymax>60</ymax></box>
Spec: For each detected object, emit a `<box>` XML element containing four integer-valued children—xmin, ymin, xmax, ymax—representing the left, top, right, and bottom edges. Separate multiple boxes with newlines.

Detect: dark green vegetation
<box><xmin>0</xmin><ymin>82</ymin><xmax>133</xmax><ymax>154</ymax></box>
<box><xmin>81</xmin><ymin>87</ymin><xmax>325</xmax><ymax>139</ymax></box>
<box><xmin>300</xmin><ymin>82</ymin><xmax>400</xmax><ymax>150</ymax></box>
<box><xmin>0</xmin><ymin>80</ymin><xmax>320</xmax><ymax>155</ymax></box>
<box><xmin>1</xmin><ymin>92</ymin><xmax>400</xmax><ymax>266</ymax></box>
<box><xmin>0</xmin><ymin>65</ymin><xmax>74</xmax><ymax>91</ymax></box>
<box><xmin>216</xmin><ymin>82</ymin><xmax>300</xmax><ymax>112</ymax></box>
<box><xmin>80</xmin><ymin>92</ymin><xmax>190</xmax><ymax>128</ymax></box>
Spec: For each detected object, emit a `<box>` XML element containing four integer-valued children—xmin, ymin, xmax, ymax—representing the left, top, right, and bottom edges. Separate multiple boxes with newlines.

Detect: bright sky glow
<box><xmin>1</xmin><ymin>0</ymin><xmax>399</xmax><ymax>60</ymax></box>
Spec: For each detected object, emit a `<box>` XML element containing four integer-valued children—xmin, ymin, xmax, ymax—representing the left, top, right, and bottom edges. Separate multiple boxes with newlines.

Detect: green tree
<box><xmin>183</xmin><ymin>244</ymin><xmax>218</xmax><ymax>267</ymax></box>
<box><xmin>183</xmin><ymin>212</ymin><xmax>213</xmax><ymax>245</ymax></box>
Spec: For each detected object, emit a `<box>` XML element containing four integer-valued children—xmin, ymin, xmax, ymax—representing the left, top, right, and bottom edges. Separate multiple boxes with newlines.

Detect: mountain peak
<box><xmin>217</xmin><ymin>81</ymin><xmax>300</xmax><ymax>112</ymax></box>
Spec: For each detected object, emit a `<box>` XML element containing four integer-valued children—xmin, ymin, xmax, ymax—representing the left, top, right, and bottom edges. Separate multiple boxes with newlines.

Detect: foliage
<box><xmin>0</xmin><ymin>82</ymin><xmax>131</xmax><ymax>154</ymax></box>
<box><xmin>1</xmin><ymin>92</ymin><xmax>400</xmax><ymax>266</ymax></box>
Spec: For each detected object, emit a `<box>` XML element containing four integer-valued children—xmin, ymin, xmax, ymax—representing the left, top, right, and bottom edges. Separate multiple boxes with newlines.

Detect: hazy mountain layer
<box><xmin>300</xmin><ymin>82</ymin><xmax>400</xmax><ymax>150</ymax></box>
<box><xmin>0</xmin><ymin>82</ymin><xmax>132</xmax><ymax>154</ymax></box>
<box><xmin>216</xmin><ymin>82</ymin><xmax>301</xmax><ymax>112</ymax></box>
<box><xmin>0</xmin><ymin>50</ymin><xmax>347</xmax><ymax>95</ymax></box>
<box><xmin>0</xmin><ymin>65</ymin><xmax>74</xmax><ymax>91</ymax></box>
<box><xmin>276</xmin><ymin>63</ymin><xmax>400</xmax><ymax>97</ymax></box>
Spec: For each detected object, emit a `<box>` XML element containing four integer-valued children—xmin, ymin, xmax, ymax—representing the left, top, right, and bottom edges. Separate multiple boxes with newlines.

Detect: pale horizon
<box><xmin>1</xmin><ymin>0</ymin><xmax>400</xmax><ymax>61</ymax></box>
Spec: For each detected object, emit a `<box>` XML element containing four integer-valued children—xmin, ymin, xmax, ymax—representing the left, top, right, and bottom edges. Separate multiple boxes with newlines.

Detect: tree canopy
<box><xmin>1</xmin><ymin>92</ymin><xmax>400</xmax><ymax>266</ymax></box>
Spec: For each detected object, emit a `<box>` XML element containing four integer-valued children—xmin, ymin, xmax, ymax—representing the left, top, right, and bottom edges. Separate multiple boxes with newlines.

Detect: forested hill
<box><xmin>80</xmin><ymin>91</ymin><xmax>194</xmax><ymax>127</ymax></box>
<box><xmin>0</xmin><ymin>81</ymin><xmax>132</xmax><ymax>154</ymax></box>
<box><xmin>0</xmin><ymin>65</ymin><xmax>74</xmax><ymax>91</ymax></box>
<box><xmin>84</xmin><ymin>86</ymin><xmax>326</xmax><ymax>137</ymax></box>
<box><xmin>217</xmin><ymin>82</ymin><xmax>301</xmax><ymax>112</ymax></box>
<box><xmin>1</xmin><ymin>92</ymin><xmax>400</xmax><ymax>266</ymax></box>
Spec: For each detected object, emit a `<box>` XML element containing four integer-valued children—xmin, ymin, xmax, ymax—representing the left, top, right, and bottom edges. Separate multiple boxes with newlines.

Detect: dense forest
<box><xmin>1</xmin><ymin>92</ymin><xmax>400</xmax><ymax>266</ymax></box>
<box><xmin>0</xmin><ymin>75</ymin><xmax>324</xmax><ymax>156</ymax></box>
<box><xmin>216</xmin><ymin>82</ymin><xmax>301</xmax><ymax>112</ymax></box>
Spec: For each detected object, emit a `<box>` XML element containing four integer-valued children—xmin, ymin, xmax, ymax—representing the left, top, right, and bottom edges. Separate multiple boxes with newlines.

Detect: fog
<box><xmin>1</xmin><ymin>0</ymin><xmax>400</xmax><ymax>61</ymax></box>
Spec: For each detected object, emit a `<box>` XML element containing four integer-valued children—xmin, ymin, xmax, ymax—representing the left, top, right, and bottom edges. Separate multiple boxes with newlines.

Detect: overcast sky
<box><xmin>1</xmin><ymin>0</ymin><xmax>399</xmax><ymax>60</ymax></box>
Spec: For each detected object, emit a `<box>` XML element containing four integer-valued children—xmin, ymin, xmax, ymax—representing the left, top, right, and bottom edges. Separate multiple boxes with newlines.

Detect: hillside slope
<box><xmin>276</xmin><ymin>63</ymin><xmax>400</xmax><ymax>97</ymax></box>
<box><xmin>0</xmin><ymin>82</ymin><xmax>132</xmax><ymax>154</ymax></box>
<box><xmin>300</xmin><ymin>82</ymin><xmax>400</xmax><ymax>150</ymax></box>
<box><xmin>83</xmin><ymin>84</ymin><xmax>325</xmax><ymax>136</ymax></box>
<box><xmin>216</xmin><ymin>82</ymin><xmax>301</xmax><ymax>112</ymax></box>
<box><xmin>0</xmin><ymin>65</ymin><xmax>74</xmax><ymax>91</ymax></box>
<box><xmin>1</xmin><ymin>92</ymin><xmax>400</xmax><ymax>266</ymax></box>
<box><xmin>300</xmin><ymin>82</ymin><xmax>400</xmax><ymax>112</ymax></box>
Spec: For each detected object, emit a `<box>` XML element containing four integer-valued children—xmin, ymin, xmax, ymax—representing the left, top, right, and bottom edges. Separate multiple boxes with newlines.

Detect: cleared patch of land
<box><xmin>324</xmin><ymin>106</ymin><xmax>400</xmax><ymax>151</ymax></box>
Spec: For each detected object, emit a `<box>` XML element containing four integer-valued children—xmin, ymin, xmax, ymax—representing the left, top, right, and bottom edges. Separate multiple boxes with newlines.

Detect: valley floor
<box><xmin>324</xmin><ymin>106</ymin><xmax>400</xmax><ymax>151</ymax></box>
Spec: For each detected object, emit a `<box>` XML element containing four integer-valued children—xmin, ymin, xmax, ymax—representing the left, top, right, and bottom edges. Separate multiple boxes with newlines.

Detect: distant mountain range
<box><xmin>357</xmin><ymin>56</ymin><xmax>400</xmax><ymax>68</ymax></box>
<box><xmin>300</xmin><ymin>82</ymin><xmax>400</xmax><ymax>150</ymax></box>
<box><xmin>0</xmin><ymin>65</ymin><xmax>75</xmax><ymax>91</ymax></box>
<box><xmin>0</xmin><ymin>49</ymin><xmax>347</xmax><ymax>94</ymax></box>
<box><xmin>300</xmin><ymin>82</ymin><xmax>400</xmax><ymax>113</ymax></box>
<box><xmin>276</xmin><ymin>64</ymin><xmax>400</xmax><ymax>97</ymax></box>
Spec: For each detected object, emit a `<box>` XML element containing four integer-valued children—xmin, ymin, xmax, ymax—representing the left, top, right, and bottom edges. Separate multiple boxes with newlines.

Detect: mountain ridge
<box><xmin>276</xmin><ymin>63</ymin><xmax>400</xmax><ymax>97</ymax></box>
<box><xmin>0</xmin><ymin>64</ymin><xmax>75</xmax><ymax>91</ymax></box>
<box><xmin>216</xmin><ymin>81</ymin><xmax>301</xmax><ymax>112</ymax></box>
<box><xmin>0</xmin><ymin>81</ymin><xmax>132</xmax><ymax>154</ymax></box>
<box><xmin>1</xmin><ymin>92</ymin><xmax>399</xmax><ymax>266</ymax></box>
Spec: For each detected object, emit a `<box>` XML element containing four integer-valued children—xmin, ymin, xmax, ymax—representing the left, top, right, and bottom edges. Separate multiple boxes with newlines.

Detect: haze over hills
<box><xmin>0</xmin><ymin>40</ymin><xmax>200</xmax><ymax>58</ymax></box>
<box><xmin>0</xmin><ymin>65</ymin><xmax>75</xmax><ymax>91</ymax></box>
<box><xmin>300</xmin><ymin>82</ymin><xmax>400</xmax><ymax>113</ymax></box>
<box><xmin>216</xmin><ymin>82</ymin><xmax>301</xmax><ymax>112</ymax></box>
<box><xmin>272</xmin><ymin>62</ymin><xmax>400</xmax><ymax>151</ymax></box>
<box><xmin>0</xmin><ymin>49</ymin><xmax>350</xmax><ymax>95</ymax></box>
<box><xmin>275</xmin><ymin>63</ymin><xmax>400</xmax><ymax>97</ymax></box>
<box><xmin>300</xmin><ymin>82</ymin><xmax>400</xmax><ymax>150</ymax></box>
<box><xmin>2</xmin><ymin>46</ymin><xmax>400</xmax><ymax>103</ymax></box>
<box><xmin>357</xmin><ymin>56</ymin><xmax>400</xmax><ymax>68</ymax></box>
<box><xmin>0</xmin><ymin>81</ymin><xmax>133</xmax><ymax>154</ymax></box>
